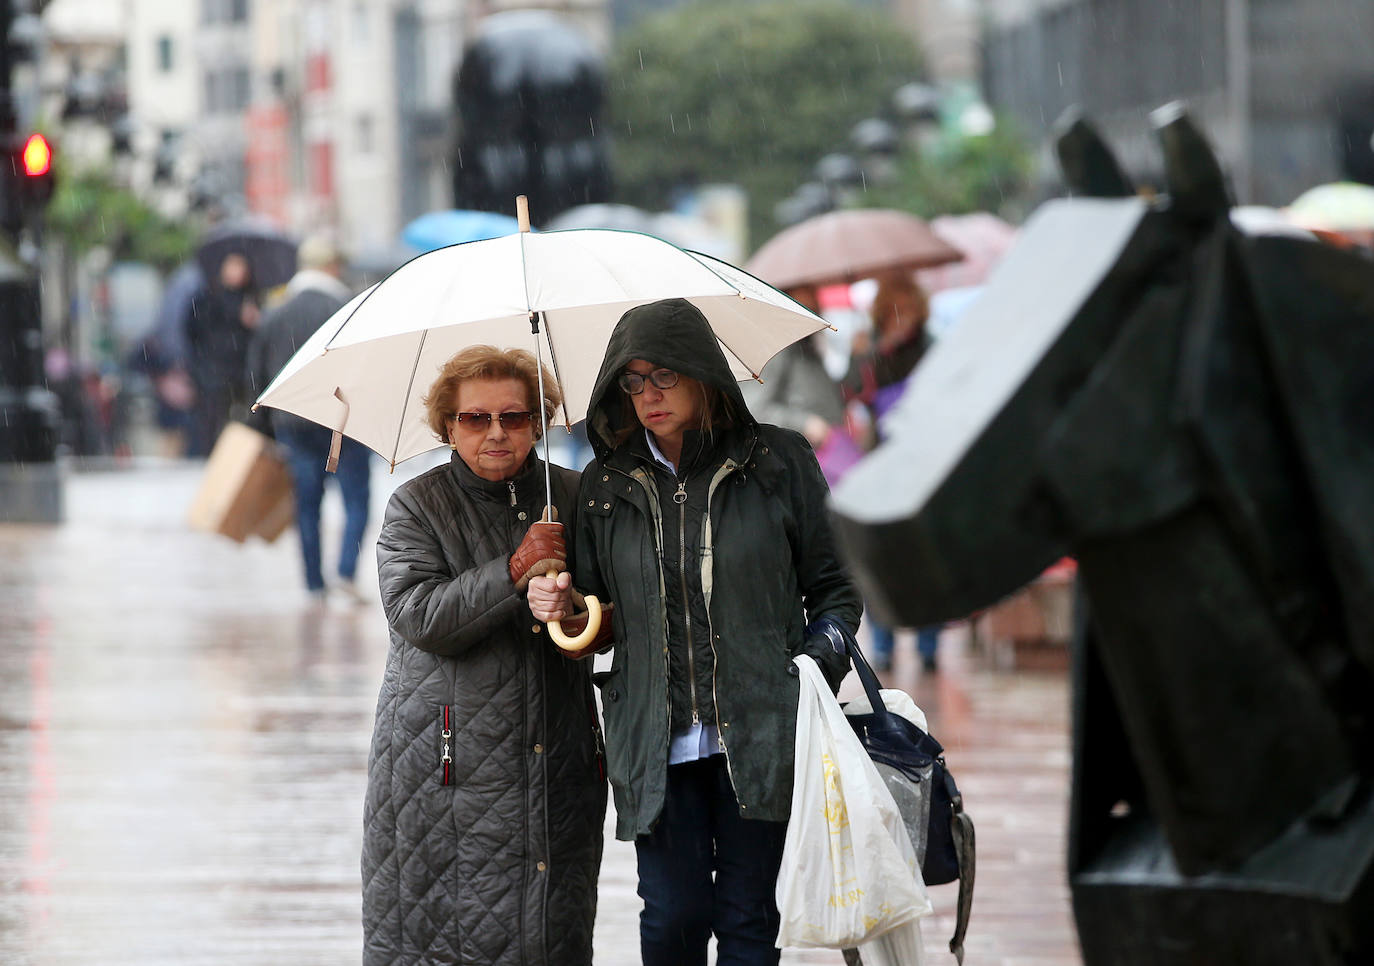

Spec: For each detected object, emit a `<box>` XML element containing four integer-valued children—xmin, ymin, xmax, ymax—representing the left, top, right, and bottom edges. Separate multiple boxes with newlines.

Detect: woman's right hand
<box><xmin>528</xmin><ymin>571</ymin><xmax>574</xmax><ymax>622</ymax></box>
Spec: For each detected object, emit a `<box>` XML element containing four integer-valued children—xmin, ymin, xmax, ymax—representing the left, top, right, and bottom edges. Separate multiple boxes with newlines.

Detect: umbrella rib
<box><xmin>712</xmin><ymin>325</ymin><xmax>761</xmax><ymax>381</ymax></box>
<box><xmin>678</xmin><ymin>249</ymin><xmax>763</xmax><ymax>379</ymax></box>
<box><xmin>539</xmin><ymin>312</ymin><xmax>575</xmax><ymax>431</ymax></box>
<box><xmin>389</xmin><ymin>329</ymin><xmax>429</xmax><ymax>468</ymax></box>
<box><xmin>322</xmin><ymin>281</ymin><xmax>384</xmax><ymax>350</ymax></box>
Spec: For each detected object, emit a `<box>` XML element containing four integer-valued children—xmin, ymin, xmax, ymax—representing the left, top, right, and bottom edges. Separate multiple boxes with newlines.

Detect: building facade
<box><xmin>981</xmin><ymin>0</ymin><xmax>1374</xmax><ymax>205</ymax></box>
<box><xmin>117</xmin><ymin>0</ymin><xmax>614</xmax><ymax>269</ymax></box>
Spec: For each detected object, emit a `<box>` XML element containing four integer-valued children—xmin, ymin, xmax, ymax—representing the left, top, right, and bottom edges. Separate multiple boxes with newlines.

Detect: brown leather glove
<box><xmin>509</xmin><ymin>521</ymin><xmax>566</xmax><ymax>592</ymax></box>
<box><xmin>554</xmin><ymin>602</ymin><xmax>616</xmax><ymax>661</ymax></box>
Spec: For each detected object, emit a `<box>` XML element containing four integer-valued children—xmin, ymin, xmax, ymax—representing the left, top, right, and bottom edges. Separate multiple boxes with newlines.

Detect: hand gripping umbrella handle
<box><xmin>545</xmin><ymin>567</ymin><xmax>602</xmax><ymax>652</ymax></box>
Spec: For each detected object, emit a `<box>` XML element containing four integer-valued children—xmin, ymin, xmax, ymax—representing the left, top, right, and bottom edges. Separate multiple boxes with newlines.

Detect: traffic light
<box><xmin>1</xmin><ymin>130</ymin><xmax>55</xmax><ymax>235</ymax></box>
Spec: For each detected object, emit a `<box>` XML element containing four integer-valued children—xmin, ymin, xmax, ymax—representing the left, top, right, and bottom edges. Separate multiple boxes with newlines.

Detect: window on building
<box><xmin>203</xmin><ymin>0</ymin><xmax>250</xmax><ymax>25</ymax></box>
<box><xmin>156</xmin><ymin>36</ymin><xmax>173</xmax><ymax>72</ymax></box>
<box><xmin>203</xmin><ymin>65</ymin><xmax>252</xmax><ymax>114</ymax></box>
<box><xmin>353</xmin><ymin>2</ymin><xmax>369</xmax><ymax>44</ymax></box>
<box><xmin>203</xmin><ymin>70</ymin><xmax>219</xmax><ymax>112</ymax></box>
<box><xmin>231</xmin><ymin>66</ymin><xmax>250</xmax><ymax>110</ymax></box>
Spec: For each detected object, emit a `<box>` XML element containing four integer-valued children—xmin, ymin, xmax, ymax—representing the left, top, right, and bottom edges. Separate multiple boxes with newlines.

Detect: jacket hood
<box><xmin>585</xmin><ymin>298</ymin><xmax>754</xmax><ymax>460</ymax></box>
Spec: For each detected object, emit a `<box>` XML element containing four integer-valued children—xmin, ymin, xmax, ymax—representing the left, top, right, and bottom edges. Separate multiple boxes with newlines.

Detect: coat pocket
<box><xmin>438</xmin><ymin>704</ymin><xmax>454</xmax><ymax>786</ymax></box>
<box><xmin>592</xmin><ymin>669</ymin><xmax>632</xmax><ymax>801</ymax></box>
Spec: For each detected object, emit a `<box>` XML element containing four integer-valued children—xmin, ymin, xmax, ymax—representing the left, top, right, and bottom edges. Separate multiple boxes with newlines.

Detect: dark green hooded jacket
<box><xmin>574</xmin><ymin>298</ymin><xmax>861</xmax><ymax>839</ymax></box>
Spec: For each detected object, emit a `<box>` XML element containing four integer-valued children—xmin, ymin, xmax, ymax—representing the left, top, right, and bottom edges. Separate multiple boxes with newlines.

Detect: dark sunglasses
<box><xmin>618</xmin><ymin>368</ymin><xmax>680</xmax><ymax>395</ymax></box>
<box><xmin>451</xmin><ymin>411</ymin><xmax>535</xmax><ymax>432</ymax></box>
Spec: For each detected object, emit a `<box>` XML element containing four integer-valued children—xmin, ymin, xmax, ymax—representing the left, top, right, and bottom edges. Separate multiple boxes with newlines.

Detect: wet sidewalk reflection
<box><xmin>0</xmin><ymin>462</ymin><xmax>1079</xmax><ymax>965</ymax></box>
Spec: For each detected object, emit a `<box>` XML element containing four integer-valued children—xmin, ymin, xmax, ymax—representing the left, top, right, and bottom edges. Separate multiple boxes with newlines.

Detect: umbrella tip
<box><xmin>516</xmin><ymin>196</ymin><xmax>531</xmax><ymax>233</ymax></box>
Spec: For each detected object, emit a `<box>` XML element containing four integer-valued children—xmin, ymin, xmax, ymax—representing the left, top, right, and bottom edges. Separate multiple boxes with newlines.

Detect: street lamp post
<box><xmin>0</xmin><ymin>0</ymin><xmax>63</xmax><ymax>523</ymax></box>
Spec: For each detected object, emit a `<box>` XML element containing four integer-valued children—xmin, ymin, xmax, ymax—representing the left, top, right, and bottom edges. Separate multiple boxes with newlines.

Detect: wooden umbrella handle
<box><xmin>545</xmin><ymin>567</ymin><xmax>602</xmax><ymax>652</ymax></box>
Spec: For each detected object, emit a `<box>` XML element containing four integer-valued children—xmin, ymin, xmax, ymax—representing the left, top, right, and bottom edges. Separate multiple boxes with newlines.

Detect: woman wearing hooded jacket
<box><xmin>528</xmin><ymin>299</ymin><xmax>862</xmax><ymax>965</ymax></box>
<box><xmin>364</xmin><ymin>346</ymin><xmax>607</xmax><ymax>966</ymax></box>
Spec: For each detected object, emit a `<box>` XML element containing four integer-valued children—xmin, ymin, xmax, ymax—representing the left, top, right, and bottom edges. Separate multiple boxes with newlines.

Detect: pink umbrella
<box><xmin>916</xmin><ymin>213</ymin><xmax>1018</xmax><ymax>293</ymax></box>
<box><xmin>745</xmin><ymin>208</ymin><xmax>964</xmax><ymax>291</ymax></box>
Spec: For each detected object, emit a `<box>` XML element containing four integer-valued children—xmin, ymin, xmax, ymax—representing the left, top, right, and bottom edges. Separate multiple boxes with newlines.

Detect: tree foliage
<box><xmin>860</xmin><ymin>119</ymin><xmax>1036</xmax><ymax>220</ymax></box>
<box><xmin>46</xmin><ymin>163</ymin><xmax>196</xmax><ymax>272</ymax></box>
<box><xmin>607</xmin><ymin>0</ymin><xmax>923</xmax><ymax>247</ymax></box>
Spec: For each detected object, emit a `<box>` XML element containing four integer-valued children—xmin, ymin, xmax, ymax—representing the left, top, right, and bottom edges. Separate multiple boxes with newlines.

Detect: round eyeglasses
<box><xmin>451</xmin><ymin>411</ymin><xmax>535</xmax><ymax>432</ymax></box>
<box><xmin>617</xmin><ymin>368</ymin><xmax>680</xmax><ymax>395</ymax></box>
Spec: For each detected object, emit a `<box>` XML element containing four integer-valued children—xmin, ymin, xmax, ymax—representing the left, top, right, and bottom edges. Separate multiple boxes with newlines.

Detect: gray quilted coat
<box><xmin>363</xmin><ymin>452</ymin><xmax>606</xmax><ymax>966</ymax></box>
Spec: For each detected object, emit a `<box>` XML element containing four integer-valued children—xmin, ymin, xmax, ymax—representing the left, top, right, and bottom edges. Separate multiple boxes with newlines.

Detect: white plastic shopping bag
<box><xmin>775</xmin><ymin>655</ymin><xmax>933</xmax><ymax>951</ymax></box>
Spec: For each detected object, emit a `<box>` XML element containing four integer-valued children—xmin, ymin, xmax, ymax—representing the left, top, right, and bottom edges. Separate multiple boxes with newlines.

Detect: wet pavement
<box><xmin>0</xmin><ymin>460</ymin><xmax>1081</xmax><ymax>965</ymax></box>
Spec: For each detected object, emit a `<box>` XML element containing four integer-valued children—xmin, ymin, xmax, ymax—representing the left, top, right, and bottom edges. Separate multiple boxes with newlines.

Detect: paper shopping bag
<box><xmin>187</xmin><ymin>421</ymin><xmax>294</xmax><ymax>543</ymax></box>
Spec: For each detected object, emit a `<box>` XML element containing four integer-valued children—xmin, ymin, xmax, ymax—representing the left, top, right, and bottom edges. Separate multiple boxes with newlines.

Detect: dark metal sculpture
<box><xmin>829</xmin><ymin>104</ymin><xmax>1374</xmax><ymax>964</ymax></box>
<box><xmin>452</xmin><ymin>10</ymin><xmax>611</xmax><ymax>223</ymax></box>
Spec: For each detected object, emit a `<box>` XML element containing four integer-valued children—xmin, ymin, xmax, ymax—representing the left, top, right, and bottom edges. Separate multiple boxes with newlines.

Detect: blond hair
<box><xmin>422</xmin><ymin>346</ymin><xmax>561</xmax><ymax>443</ymax></box>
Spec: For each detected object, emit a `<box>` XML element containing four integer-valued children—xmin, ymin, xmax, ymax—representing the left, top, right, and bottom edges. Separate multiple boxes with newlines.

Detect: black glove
<box><xmin>789</xmin><ymin>616</ymin><xmax>853</xmax><ymax>694</ymax></box>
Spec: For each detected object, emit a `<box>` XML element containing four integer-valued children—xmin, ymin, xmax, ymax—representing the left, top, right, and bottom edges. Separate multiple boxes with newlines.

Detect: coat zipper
<box><xmin>673</xmin><ymin>478</ymin><xmax>699</xmax><ymax>726</ymax></box>
<box><xmin>440</xmin><ymin>705</ymin><xmax>453</xmax><ymax>786</ymax></box>
<box><xmin>507</xmin><ymin>480</ymin><xmax>517</xmax><ymax>506</ymax></box>
<box><xmin>703</xmin><ymin>458</ymin><xmax>742</xmax><ymax>795</ymax></box>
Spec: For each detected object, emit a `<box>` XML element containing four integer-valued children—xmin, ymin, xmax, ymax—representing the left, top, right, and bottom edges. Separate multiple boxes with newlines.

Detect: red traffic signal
<box><xmin>21</xmin><ymin>133</ymin><xmax>51</xmax><ymax>177</ymax></box>
<box><xmin>1</xmin><ymin>132</ymin><xmax>57</xmax><ymax>233</ymax></box>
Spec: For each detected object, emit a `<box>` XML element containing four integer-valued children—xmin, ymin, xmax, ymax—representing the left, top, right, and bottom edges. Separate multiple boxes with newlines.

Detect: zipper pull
<box><xmin>507</xmin><ymin>481</ymin><xmax>517</xmax><ymax>506</ymax></box>
<box><xmin>673</xmin><ymin>480</ymin><xmax>687</xmax><ymax>505</ymax></box>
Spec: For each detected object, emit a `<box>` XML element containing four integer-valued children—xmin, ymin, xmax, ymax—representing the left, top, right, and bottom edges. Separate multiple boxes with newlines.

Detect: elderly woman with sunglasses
<box><xmin>362</xmin><ymin>345</ymin><xmax>607</xmax><ymax>966</ymax></box>
<box><xmin>528</xmin><ymin>299</ymin><xmax>861</xmax><ymax>966</ymax></box>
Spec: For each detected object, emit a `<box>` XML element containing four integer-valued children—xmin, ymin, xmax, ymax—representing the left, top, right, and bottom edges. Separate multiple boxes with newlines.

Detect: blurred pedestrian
<box><xmin>246</xmin><ymin>235</ymin><xmax>371</xmax><ymax>603</ymax></box>
<box><xmin>739</xmin><ymin>285</ymin><xmax>861</xmax><ymax>485</ymax></box>
<box><xmin>842</xmin><ymin>271</ymin><xmax>932</xmax><ymax>418</ymax></box>
<box><xmin>187</xmin><ymin>251</ymin><xmax>260</xmax><ymax>450</ymax></box>
<box><xmin>127</xmin><ymin>260</ymin><xmax>206</xmax><ymax>456</ymax></box>
<box><xmin>527</xmin><ymin>298</ymin><xmax>860</xmax><ymax>966</ymax></box>
<box><xmin>843</xmin><ymin>273</ymin><xmax>941</xmax><ymax>671</ymax></box>
<box><xmin>363</xmin><ymin>346</ymin><xmax>607</xmax><ymax>966</ymax></box>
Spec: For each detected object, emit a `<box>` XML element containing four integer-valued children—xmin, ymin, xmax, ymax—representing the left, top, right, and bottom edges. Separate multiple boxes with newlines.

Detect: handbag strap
<box><xmin>948</xmin><ymin>806</ymin><xmax>976</xmax><ymax>965</ymax></box>
<box><xmin>844</xmin><ymin>631</ymin><xmax>905</xmax><ymax>732</ymax></box>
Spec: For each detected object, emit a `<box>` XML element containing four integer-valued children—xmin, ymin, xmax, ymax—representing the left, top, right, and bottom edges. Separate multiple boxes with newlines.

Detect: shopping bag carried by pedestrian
<box><xmin>808</xmin><ymin>617</ymin><xmax>975</xmax><ymax>963</ymax></box>
<box><xmin>776</xmin><ymin>654</ymin><xmax>932</xmax><ymax>951</ymax></box>
<box><xmin>187</xmin><ymin>420</ymin><xmax>294</xmax><ymax>543</ymax></box>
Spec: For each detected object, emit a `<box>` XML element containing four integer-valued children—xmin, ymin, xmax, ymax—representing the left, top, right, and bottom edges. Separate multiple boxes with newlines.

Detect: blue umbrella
<box><xmin>400</xmin><ymin>209</ymin><xmax>525</xmax><ymax>253</ymax></box>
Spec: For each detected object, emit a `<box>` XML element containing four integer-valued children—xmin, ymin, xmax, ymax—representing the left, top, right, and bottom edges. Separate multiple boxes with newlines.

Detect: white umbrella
<box><xmin>255</xmin><ymin>211</ymin><xmax>826</xmax><ymax>471</ymax></box>
<box><xmin>253</xmin><ymin>197</ymin><xmax>829</xmax><ymax>651</ymax></box>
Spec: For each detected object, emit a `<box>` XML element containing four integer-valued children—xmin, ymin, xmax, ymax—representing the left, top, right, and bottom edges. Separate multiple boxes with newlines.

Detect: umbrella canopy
<box><xmin>1286</xmin><ymin>181</ymin><xmax>1374</xmax><ymax>232</ymax></box>
<box><xmin>745</xmin><ymin>208</ymin><xmax>964</xmax><ymax>291</ymax></box>
<box><xmin>401</xmin><ymin>209</ymin><xmax>524</xmax><ymax>253</ymax></box>
<box><xmin>916</xmin><ymin>213</ymin><xmax>1018</xmax><ymax>293</ymax></box>
<box><xmin>254</xmin><ymin>228</ymin><xmax>827</xmax><ymax>469</ymax></box>
<box><xmin>197</xmin><ymin>216</ymin><xmax>298</xmax><ymax>290</ymax></box>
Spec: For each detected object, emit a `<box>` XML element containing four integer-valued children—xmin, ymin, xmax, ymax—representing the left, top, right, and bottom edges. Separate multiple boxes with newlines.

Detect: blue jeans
<box><xmin>278</xmin><ymin>425</ymin><xmax>371</xmax><ymax>592</ymax></box>
<box><xmin>917</xmin><ymin>625</ymin><xmax>940</xmax><ymax>663</ymax></box>
<box><xmin>869</xmin><ymin>620</ymin><xmax>896</xmax><ymax>664</ymax></box>
<box><xmin>635</xmin><ymin>755</ymin><xmax>787</xmax><ymax>966</ymax></box>
<box><xmin>869</xmin><ymin>622</ymin><xmax>941</xmax><ymax>665</ymax></box>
